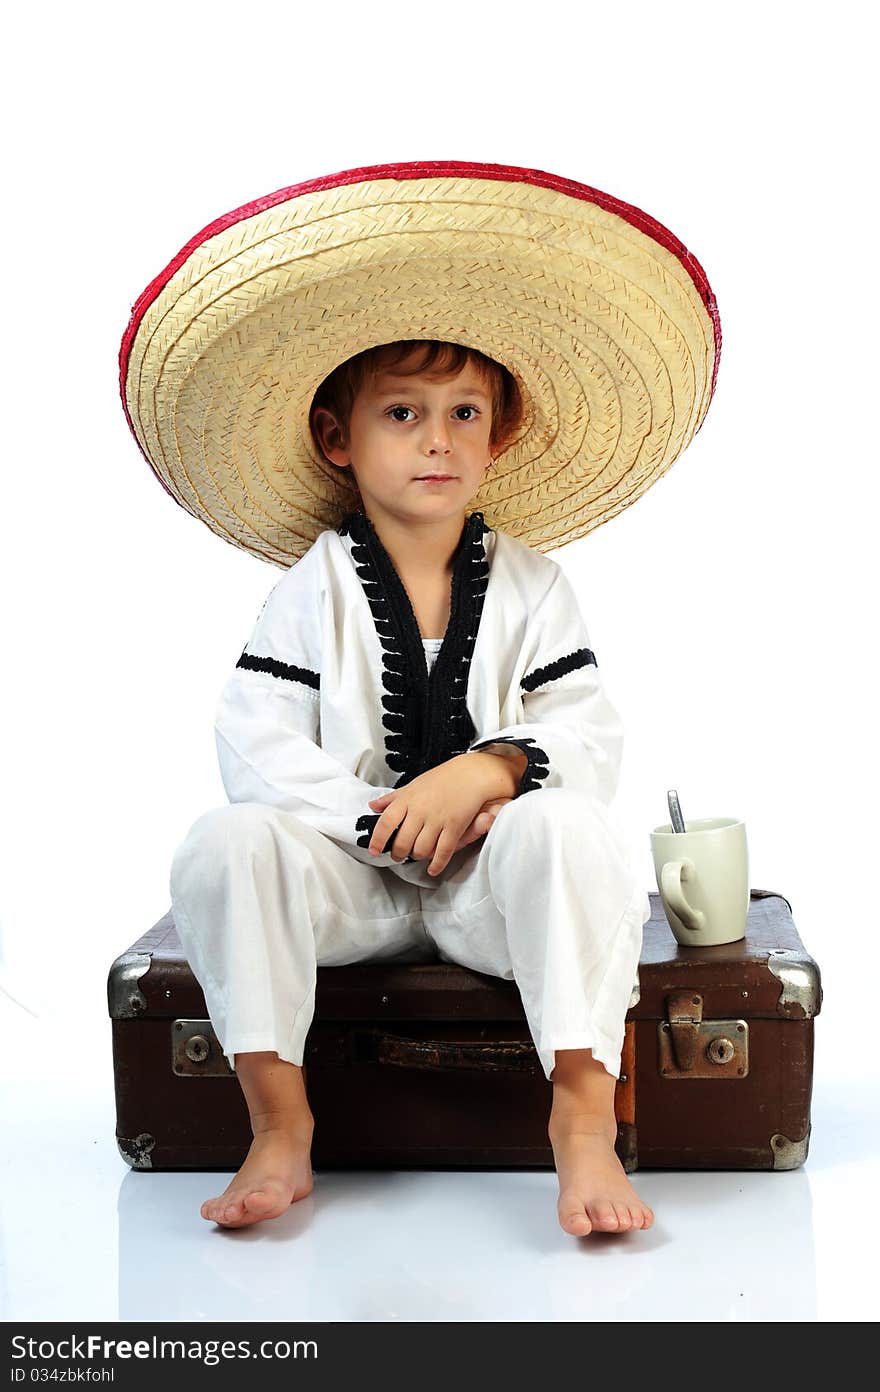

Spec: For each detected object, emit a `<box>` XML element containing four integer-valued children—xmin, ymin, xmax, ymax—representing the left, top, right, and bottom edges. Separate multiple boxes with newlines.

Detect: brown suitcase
<box><xmin>108</xmin><ymin>888</ymin><xmax>820</xmax><ymax>1173</ymax></box>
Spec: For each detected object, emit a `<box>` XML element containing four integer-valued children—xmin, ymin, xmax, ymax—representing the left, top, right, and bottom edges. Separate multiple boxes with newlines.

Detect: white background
<box><xmin>1</xmin><ymin>0</ymin><xmax>876</xmax><ymax>1323</ymax></box>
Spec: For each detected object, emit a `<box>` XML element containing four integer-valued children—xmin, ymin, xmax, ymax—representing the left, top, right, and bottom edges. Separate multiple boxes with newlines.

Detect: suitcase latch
<box><xmin>659</xmin><ymin>992</ymin><xmax>749</xmax><ymax>1078</ymax></box>
<box><xmin>172</xmin><ymin>1019</ymin><xmax>233</xmax><ymax>1076</ymax></box>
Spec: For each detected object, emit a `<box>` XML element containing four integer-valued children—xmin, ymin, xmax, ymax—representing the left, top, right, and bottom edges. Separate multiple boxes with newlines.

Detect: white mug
<box><xmin>650</xmin><ymin>817</ymin><xmax>749</xmax><ymax>946</ymax></box>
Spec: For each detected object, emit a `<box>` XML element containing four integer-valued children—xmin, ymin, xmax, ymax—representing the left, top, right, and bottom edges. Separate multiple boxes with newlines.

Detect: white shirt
<box><xmin>422</xmin><ymin>637</ymin><xmax>444</xmax><ymax>673</ymax></box>
<box><xmin>214</xmin><ymin>509</ymin><xmax>630</xmax><ymax>882</ymax></box>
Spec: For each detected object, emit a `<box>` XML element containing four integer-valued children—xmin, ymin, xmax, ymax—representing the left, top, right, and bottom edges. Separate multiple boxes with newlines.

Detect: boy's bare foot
<box><xmin>201</xmin><ymin>1123</ymin><xmax>315</xmax><ymax>1229</ymax></box>
<box><xmin>548</xmin><ymin>1114</ymin><xmax>655</xmax><ymax>1237</ymax></box>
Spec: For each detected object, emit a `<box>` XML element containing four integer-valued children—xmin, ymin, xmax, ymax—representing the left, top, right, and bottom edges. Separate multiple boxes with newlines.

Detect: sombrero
<box><xmin>119</xmin><ymin>159</ymin><xmax>721</xmax><ymax>568</ymax></box>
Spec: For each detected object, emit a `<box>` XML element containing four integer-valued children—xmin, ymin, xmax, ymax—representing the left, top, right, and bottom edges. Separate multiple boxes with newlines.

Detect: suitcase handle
<box><xmin>358</xmin><ymin>1028</ymin><xmax>544</xmax><ymax>1074</ymax></box>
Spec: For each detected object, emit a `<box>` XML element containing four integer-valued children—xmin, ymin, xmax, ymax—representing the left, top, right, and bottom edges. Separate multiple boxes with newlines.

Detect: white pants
<box><xmin>168</xmin><ymin>788</ymin><xmax>651</xmax><ymax>1082</ymax></box>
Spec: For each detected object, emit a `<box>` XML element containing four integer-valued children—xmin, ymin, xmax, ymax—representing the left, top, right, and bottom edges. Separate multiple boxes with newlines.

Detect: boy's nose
<box><xmin>424</xmin><ymin>427</ymin><xmax>452</xmax><ymax>446</ymax></box>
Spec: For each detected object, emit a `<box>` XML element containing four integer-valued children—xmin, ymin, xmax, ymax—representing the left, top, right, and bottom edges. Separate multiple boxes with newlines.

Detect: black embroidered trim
<box><xmin>354</xmin><ymin>816</ymin><xmax>408</xmax><ymax>859</ymax></box>
<box><xmin>470</xmin><ymin>736</ymin><xmax>550</xmax><ymax>796</ymax></box>
<box><xmin>236</xmin><ymin>650</ymin><xmax>320</xmax><ymax>691</ymax></box>
<box><xmin>338</xmin><ymin>508</ymin><xmax>490</xmax><ymax>853</ymax></box>
<box><xmin>521</xmin><ymin>646</ymin><xmax>597</xmax><ymax>692</ymax></box>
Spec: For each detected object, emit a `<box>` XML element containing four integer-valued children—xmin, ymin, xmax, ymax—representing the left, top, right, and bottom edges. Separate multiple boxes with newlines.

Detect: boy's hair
<box><xmin>309</xmin><ymin>340</ymin><xmax>525</xmax><ymax>492</ymax></box>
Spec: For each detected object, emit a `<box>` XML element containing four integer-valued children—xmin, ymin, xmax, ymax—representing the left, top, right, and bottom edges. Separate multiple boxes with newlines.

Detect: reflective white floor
<box><xmin>1</xmin><ymin>991</ymin><xmax>877</xmax><ymax>1323</ymax></box>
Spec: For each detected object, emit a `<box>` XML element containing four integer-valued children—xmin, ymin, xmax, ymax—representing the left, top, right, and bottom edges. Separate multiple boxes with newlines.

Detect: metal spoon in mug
<box><xmin>667</xmin><ymin>789</ymin><xmax>686</xmax><ymax>833</ymax></box>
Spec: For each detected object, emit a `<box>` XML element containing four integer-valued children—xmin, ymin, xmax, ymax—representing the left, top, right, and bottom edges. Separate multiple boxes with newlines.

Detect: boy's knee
<box><xmin>497</xmin><ymin>786</ymin><xmax>606</xmax><ymax>837</ymax></box>
<box><xmin>170</xmin><ymin>802</ymin><xmax>279</xmax><ymax>883</ymax></box>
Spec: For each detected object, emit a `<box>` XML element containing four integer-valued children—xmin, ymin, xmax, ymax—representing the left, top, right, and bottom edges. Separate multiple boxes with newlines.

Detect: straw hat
<box><xmin>119</xmin><ymin>159</ymin><xmax>721</xmax><ymax>568</ymax></box>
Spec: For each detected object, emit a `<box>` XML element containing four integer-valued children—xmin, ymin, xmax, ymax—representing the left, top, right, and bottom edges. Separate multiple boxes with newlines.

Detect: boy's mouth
<box><xmin>414</xmin><ymin>473</ymin><xmax>457</xmax><ymax>482</ymax></box>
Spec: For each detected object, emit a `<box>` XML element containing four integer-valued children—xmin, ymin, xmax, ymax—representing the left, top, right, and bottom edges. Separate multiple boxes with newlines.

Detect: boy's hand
<box><xmin>370</xmin><ymin>793</ymin><xmax>513</xmax><ymax>857</ymax></box>
<box><xmin>365</xmin><ymin>754</ymin><xmax>516</xmax><ymax>876</ymax></box>
<box><xmin>451</xmin><ymin>796</ymin><xmax>513</xmax><ymax>850</ymax></box>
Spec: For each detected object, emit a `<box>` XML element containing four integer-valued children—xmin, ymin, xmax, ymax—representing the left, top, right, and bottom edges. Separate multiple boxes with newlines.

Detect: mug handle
<box><xmin>661</xmin><ymin>859</ymin><xmax>706</xmax><ymax>933</ymax></box>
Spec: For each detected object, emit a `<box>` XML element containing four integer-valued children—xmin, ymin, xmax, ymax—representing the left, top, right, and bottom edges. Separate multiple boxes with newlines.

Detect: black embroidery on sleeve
<box><xmin>338</xmin><ymin>508</ymin><xmax>490</xmax><ymax>856</ymax></box>
<box><xmin>353</xmin><ymin>812</ymin><xmax>411</xmax><ymax>859</ymax></box>
<box><xmin>470</xmin><ymin>650</ymin><xmax>595</xmax><ymax>795</ymax></box>
<box><xmin>236</xmin><ymin>651</ymin><xmax>320</xmax><ymax>691</ymax></box>
<box><xmin>521</xmin><ymin>647</ymin><xmax>596</xmax><ymax>692</ymax></box>
<box><xmin>470</xmin><ymin>735</ymin><xmax>550</xmax><ymax>796</ymax></box>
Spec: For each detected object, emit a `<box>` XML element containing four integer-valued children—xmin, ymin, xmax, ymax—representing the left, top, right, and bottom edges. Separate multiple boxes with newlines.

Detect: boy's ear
<box><xmin>312</xmin><ymin>406</ymin><xmax>349</xmax><ymax>463</ymax></box>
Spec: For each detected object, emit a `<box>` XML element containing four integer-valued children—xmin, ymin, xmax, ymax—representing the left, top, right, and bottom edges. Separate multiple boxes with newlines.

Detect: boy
<box><xmin>169</xmin><ymin>338</ymin><xmax>654</xmax><ymax>1236</ymax></box>
<box><xmin>123</xmin><ymin>160</ymin><xmax>720</xmax><ymax>1239</ymax></box>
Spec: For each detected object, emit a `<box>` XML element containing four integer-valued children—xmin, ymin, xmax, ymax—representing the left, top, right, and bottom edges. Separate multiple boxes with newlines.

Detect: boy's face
<box><xmin>316</xmin><ymin>356</ymin><xmax>495</xmax><ymax>531</ymax></box>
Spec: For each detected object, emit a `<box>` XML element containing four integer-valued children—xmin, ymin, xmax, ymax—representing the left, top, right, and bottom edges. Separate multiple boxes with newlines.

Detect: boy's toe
<box><xmin>614</xmin><ymin>1204</ymin><xmax>633</xmax><ymax>1230</ymax></box>
<box><xmin>557</xmin><ymin>1186</ymin><xmax>592</xmax><ymax>1235</ymax></box>
<box><xmin>561</xmin><ymin>1205</ymin><xmax>592</xmax><ymax>1235</ymax></box>
<box><xmin>628</xmin><ymin>1207</ymin><xmax>645</xmax><ymax>1229</ymax></box>
<box><xmin>591</xmin><ymin>1202</ymin><xmax>619</xmax><ymax>1229</ymax></box>
<box><xmin>243</xmin><ymin>1189</ymin><xmax>273</xmax><ymax>1214</ymax></box>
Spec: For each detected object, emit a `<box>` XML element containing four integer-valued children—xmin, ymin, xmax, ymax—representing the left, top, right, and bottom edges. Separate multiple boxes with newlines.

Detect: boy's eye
<box><xmin>386</xmin><ymin>405</ymin><xmax>481</xmax><ymax>422</ymax></box>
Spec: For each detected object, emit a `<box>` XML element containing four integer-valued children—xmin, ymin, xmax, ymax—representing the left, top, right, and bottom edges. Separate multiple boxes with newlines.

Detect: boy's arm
<box><xmin>467</xmin><ymin>744</ymin><xmax>529</xmax><ymax>794</ymax></box>
<box><xmin>215</xmin><ymin>675</ymin><xmax>410</xmax><ymax>870</ymax></box>
<box><xmin>213</xmin><ymin>567</ymin><xmax>409</xmax><ymax>871</ymax></box>
<box><xmin>465</xmin><ymin>565</ymin><xmax>625</xmax><ymax>807</ymax></box>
